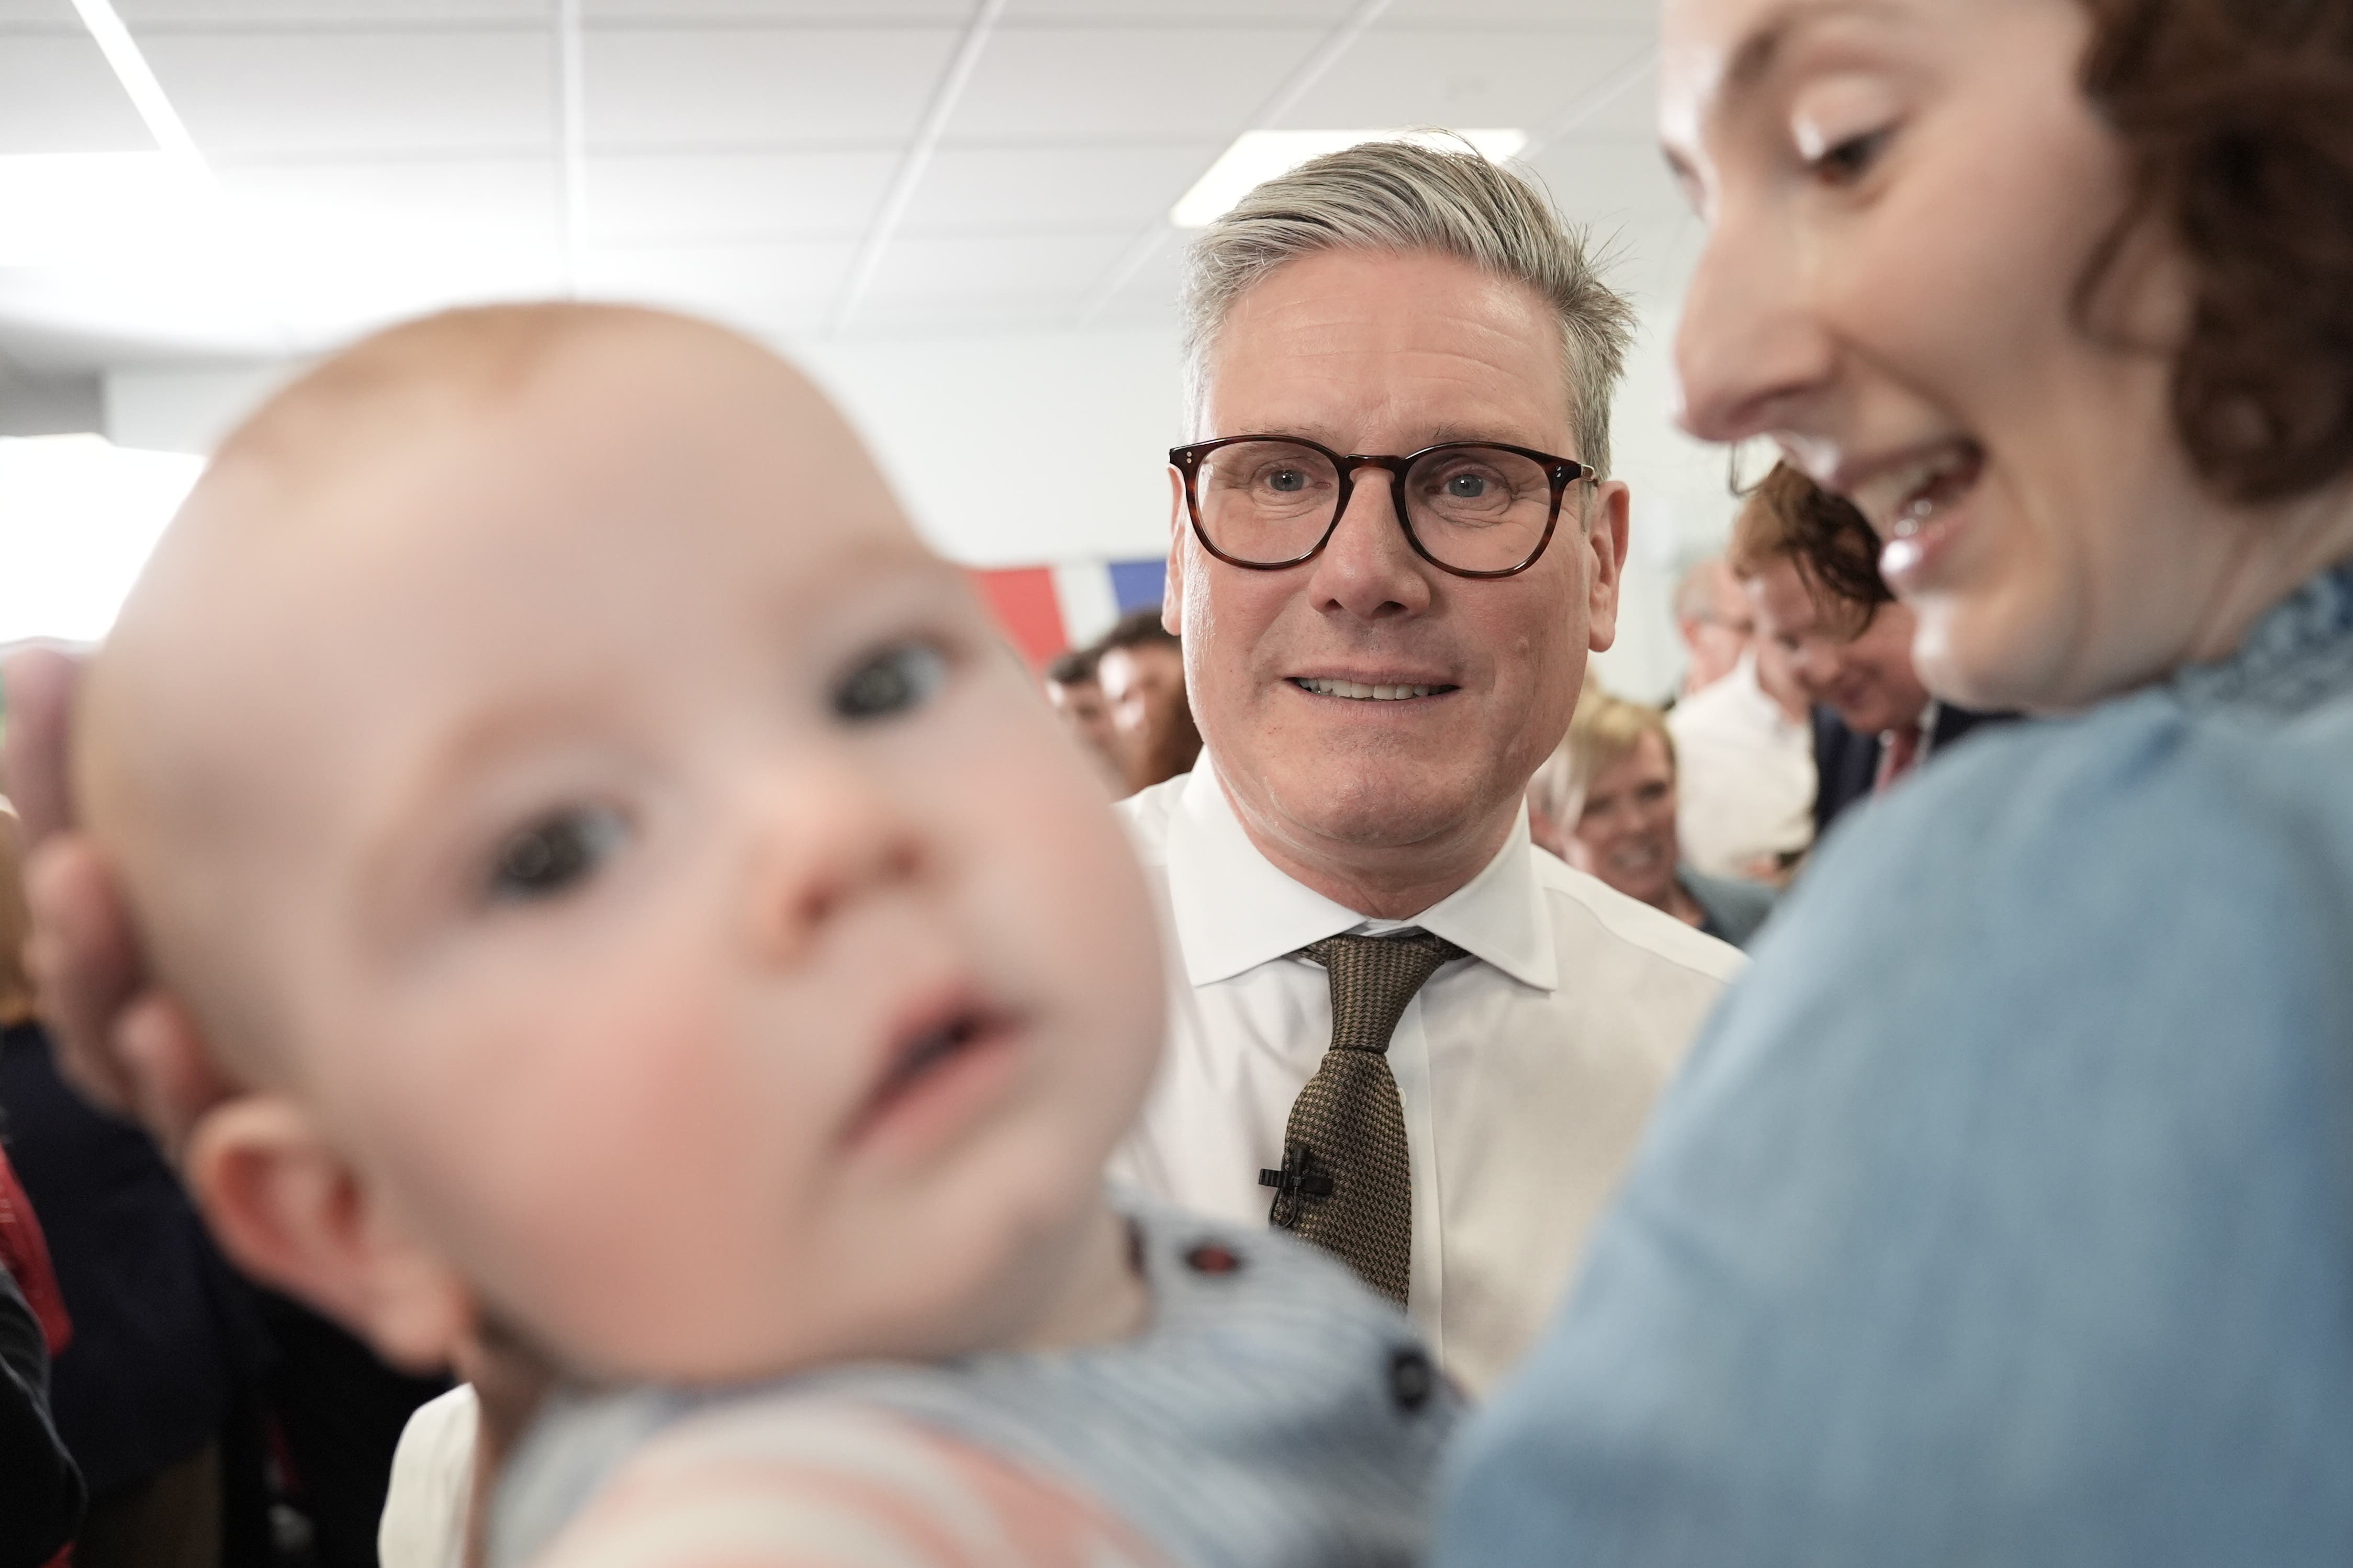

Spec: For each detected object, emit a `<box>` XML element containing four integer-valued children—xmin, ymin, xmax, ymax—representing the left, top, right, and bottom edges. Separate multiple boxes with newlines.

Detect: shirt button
<box><xmin>1388</xmin><ymin>1347</ymin><xmax>1435</xmax><ymax>1413</ymax></box>
<box><xmin>1184</xmin><ymin>1242</ymin><xmax>1243</xmax><ymax>1276</ymax></box>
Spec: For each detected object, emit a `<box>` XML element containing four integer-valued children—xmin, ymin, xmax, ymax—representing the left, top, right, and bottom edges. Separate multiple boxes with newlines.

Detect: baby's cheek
<box><xmin>376</xmin><ymin>964</ymin><xmax>820</xmax><ymax>1375</ymax></box>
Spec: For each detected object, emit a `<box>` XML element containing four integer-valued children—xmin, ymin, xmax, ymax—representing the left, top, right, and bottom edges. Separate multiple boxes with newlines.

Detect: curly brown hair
<box><xmin>1727</xmin><ymin>461</ymin><xmax>1893</xmax><ymax>624</ymax></box>
<box><xmin>2079</xmin><ymin>0</ymin><xmax>2353</xmax><ymax>502</ymax></box>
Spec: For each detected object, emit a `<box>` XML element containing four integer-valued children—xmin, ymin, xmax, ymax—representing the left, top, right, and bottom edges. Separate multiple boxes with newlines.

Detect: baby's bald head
<box><xmin>77</xmin><ymin>303</ymin><xmax>913</xmax><ymax>1087</ymax></box>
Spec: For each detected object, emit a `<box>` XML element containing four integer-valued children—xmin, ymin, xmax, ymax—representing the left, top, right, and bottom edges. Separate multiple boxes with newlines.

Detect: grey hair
<box><xmin>1179</xmin><ymin>137</ymin><xmax>1635</xmax><ymax>477</ymax></box>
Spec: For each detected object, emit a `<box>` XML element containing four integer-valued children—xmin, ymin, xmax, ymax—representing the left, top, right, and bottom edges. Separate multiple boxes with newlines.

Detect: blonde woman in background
<box><xmin>1528</xmin><ymin>691</ymin><xmax>1776</xmax><ymax>951</ymax></box>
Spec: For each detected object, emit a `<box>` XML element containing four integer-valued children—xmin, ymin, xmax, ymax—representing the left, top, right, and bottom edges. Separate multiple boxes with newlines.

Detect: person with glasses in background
<box><xmin>1107</xmin><ymin>139</ymin><xmax>1740</xmax><ymax>1396</ymax></box>
<box><xmin>1671</xmin><ymin>555</ymin><xmax>1758</xmax><ymax>697</ymax></box>
<box><xmin>1666</xmin><ymin>554</ymin><xmax>1817</xmax><ymax>883</ymax></box>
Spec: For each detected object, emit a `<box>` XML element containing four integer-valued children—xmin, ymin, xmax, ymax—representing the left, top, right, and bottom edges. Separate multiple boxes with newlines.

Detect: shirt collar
<box><xmin>1164</xmin><ymin>754</ymin><xmax>1559</xmax><ymax>991</ymax></box>
<box><xmin>2173</xmin><ymin>556</ymin><xmax>2353</xmax><ymax>716</ymax></box>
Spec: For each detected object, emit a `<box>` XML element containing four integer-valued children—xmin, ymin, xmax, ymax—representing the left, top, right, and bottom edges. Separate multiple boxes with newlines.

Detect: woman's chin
<box><xmin>1911</xmin><ymin>600</ymin><xmax>2074</xmax><ymax>716</ymax></box>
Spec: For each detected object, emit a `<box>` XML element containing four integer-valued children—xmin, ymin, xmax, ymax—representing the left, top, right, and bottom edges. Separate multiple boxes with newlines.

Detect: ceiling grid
<box><xmin>0</xmin><ymin>0</ymin><xmax>1683</xmax><ymax>368</ymax></box>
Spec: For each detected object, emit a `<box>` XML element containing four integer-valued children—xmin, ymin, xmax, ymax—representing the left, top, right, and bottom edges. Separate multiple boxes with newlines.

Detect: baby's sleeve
<box><xmin>529</xmin><ymin>1402</ymin><xmax>1165</xmax><ymax>1568</ymax></box>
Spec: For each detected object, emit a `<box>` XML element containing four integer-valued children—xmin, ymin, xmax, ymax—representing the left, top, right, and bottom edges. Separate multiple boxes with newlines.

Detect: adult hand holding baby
<box><xmin>2</xmin><ymin>645</ymin><xmax>228</xmax><ymax>1157</ymax></box>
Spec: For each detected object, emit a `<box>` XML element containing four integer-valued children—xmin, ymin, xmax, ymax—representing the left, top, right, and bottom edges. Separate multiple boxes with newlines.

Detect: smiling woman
<box><xmin>1437</xmin><ymin>0</ymin><xmax>2353</xmax><ymax>1562</ymax></box>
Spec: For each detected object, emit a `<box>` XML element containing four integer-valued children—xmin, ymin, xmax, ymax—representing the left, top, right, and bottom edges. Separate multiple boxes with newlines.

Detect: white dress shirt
<box><xmin>1107</xmin><ymin>758</ymin><xmax>1743</xmax><ymax>1396</ymax></box>
<box><xmin>377</xmin><ymin>1383</ymin><xmax>477</xmax><ymax>1568</ymax></box>
<box><xmin>1669</xmin><ymin>653</ymin><xmax>1817</xmax><ymax>881</ymax></box>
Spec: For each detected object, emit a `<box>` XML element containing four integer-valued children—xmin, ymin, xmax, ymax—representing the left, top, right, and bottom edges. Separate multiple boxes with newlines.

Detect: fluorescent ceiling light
<box><xmin>69</xmin><ymin>0</ymin><xmax>210</xmax><ymax>177</ymax></box>
<box><xmin>0</xmin><ymin>436</ymin><xmax>202</xmax><ymax>645</ymax></box>
<box><xmin>0</xmin><ymin>4</ymin><xmax>220</xmax><ymax>268</ymax></box>
<box><xmin>1171</xmin><ymin>128</ymin><xmax>1529</xmax><ymax>229</ymax></box>
<box><xmin>0</xmin><ymin>152</ymin><xmax>219</xmax><ymax>267</ymax></box>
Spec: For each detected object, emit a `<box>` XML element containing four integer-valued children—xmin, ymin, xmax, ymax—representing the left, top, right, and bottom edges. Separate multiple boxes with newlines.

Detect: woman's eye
<box><xmin>833</xmin><ymin>640</ymin><xmax>948</xmax><ymax>721</ymax></box>
<box><xmin>489</xmin><ymin>806</ymin><xmax>626</xmax><ymax>903</ymax></box>
<box><xmin>1809</xmin><ymin>127</ymin><xmax>1891</xmax><ymax>186</ymax></box>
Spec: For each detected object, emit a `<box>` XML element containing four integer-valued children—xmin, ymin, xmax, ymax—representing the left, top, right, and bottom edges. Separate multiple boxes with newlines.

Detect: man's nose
<box><xmin>1792</xmin><ymin>641</ymin><xmax>1842</xmax><ymax>693</ymax></box>
<box><xmin>1674</xmin><ymin>199</ymin><xmax>1837</xmax><ymax>445</ymax></box>
<box><xmin>1301</xmin><ymin>469</ymin><xmax>1434</xmax><ymax>621</ymax></box>
<box><xmin>741</xmin><ymin>755</ymin><xmax>925</xmax><ymax>965</ymax></box>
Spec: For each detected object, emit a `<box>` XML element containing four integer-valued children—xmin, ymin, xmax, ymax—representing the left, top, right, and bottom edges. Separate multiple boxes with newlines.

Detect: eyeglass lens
<box><xmin>1193</xmin><ymin>439</ymin><xmax>1555</xmax><ymax>573</ymax></box>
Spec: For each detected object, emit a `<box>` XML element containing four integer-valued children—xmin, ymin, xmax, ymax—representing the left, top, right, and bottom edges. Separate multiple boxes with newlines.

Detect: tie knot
<box><xmin>1295</xmin><ymin>931</ymin><xmax>1467</xmax><ymax>1054</ymax></box>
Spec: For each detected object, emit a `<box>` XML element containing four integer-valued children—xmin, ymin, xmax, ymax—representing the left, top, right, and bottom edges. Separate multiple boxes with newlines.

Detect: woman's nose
<box><xmin>1674</xmin><ymin>202</ymin><xmax>1838</xmax><ymax>446</ymax></box>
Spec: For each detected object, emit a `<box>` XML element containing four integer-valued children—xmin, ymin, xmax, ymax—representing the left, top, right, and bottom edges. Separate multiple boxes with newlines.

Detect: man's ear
<box><xmin>1162</xmin><ymin>466</ymin><xmax>1187</xmax><ymax>637</ymax></box>
<box><xmin>186</xmin><ymin>1093</ymin><xmax>476</xmax><ymax>1372</ymax></box>
<box><xmin>1584</xmin><ymin>479</ymin><xmax>1632</xmax><ymax>653</ymax></box>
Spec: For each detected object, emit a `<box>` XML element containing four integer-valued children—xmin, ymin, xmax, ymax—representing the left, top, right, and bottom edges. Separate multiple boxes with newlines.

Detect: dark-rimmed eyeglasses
<box><xmin>1168</xmin><ymin>434</ymin><xmax>1595</xmax><ymax>579</ymax></box>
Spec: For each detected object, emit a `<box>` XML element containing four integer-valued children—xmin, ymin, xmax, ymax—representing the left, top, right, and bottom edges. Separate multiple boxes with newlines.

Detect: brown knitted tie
<box><xmin>1261</xmin><ymin>930</ymin><xmax>1465</xmax><ymax>1305</ymax></box>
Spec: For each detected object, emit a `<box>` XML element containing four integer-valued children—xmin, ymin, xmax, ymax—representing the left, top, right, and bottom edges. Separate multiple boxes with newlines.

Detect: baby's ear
<box><xmin>186</xmin><ymin>1093</ymin><xmax>476</xmax><ymax>1373</ymax></box>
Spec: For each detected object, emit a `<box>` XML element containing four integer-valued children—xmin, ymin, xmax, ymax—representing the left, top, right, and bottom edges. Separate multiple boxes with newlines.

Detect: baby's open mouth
<box><xmin>881</xmin><ymin>1012</ymin><xmax>988</xmax><ymax>1094</ymax></box>
<box><xmin>849</xmin><ymin>1000</ymin><xmax>1021</xmax><ymax>1148</ymax></box>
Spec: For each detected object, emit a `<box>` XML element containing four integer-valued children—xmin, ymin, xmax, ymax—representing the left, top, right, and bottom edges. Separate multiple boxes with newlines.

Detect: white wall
<box><xmin>796</xmin><ymin>327</ymin><xmax>1184</xmax><ymax>570</ymax></box>
<box><xmin>107</xmin><ymin>364</ymin><xmax>306</xmax><ymax>455</ymax></box>
<box><xmin>1596</xmin><ymin>302</ymin><xmax>1741</xmax><ymax>701</ymax></box>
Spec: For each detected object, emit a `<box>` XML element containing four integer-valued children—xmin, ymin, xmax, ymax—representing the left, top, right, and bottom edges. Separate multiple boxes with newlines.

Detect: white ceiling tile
<box><xmin>587</xmin><ymin>2</ymin><xmax>972</xmax><ymax>17</ymax></box>
<box><xmin>1273</xmin><ymin>26</ymin><xmax>1653</xmax><ymax>130</ymax></box>
<box><xmin>837</xmin><ymin>299</ymin><xmax>1071</xmax><ymax>337</ymax></box>
<box><xmin>0</xmin><ymin>3</ymin><xmax>1698</xmax><ymax>373</ymax></box>
<box><xmin>1524</xmin><ymin>135</ymin><xmax>1679</xmax><ymax>224</ymax></box>
<box><xmin>583</xmin><ymin>149</ymin><xmax>895</xmax><ymax>244</ymax></box>
<box><xmin>584</xmin><ymin>28</ymin><xmax>959</xmax><ymax>148</ymax></box>
<box><xmin>1531</xmin><ymin>74</ymin><xmax>1658</xmax><ymax>140</ymax></box>
<box><xmin>1091</xmin><ymin>230</ymin><xmax>1184</xmax><ymax>317</ymax></box>
<box><xmin>578</xmin><ymin>238</ymin><xmax>854</xmax><ymax>322</ymax></box>
<box><xmin>899</xmin><ymin>141</ymin><xmax>1221</xmax><ymax>235</ymax></box>
<box><xmin>216</xmin><ymin>156</ymin><xmax>562</xmax><ymax>249</ymax></box>
<box><xmin>950</xmin><ymin>26</ymin><xmax>1326</xmax><ymax>140</ymax></box>
<box><xmin>116</xmin><ymin>1</ymin><xmax>548</xmax><ymax>22</ymax></box>
<box><xmin>261</xmin><ymin>249</ymin><xmax>572</xmax><ymax>348</ymax></box>
<box><xmin>0</xmin><ymin>28</ymin><xmax>154</xmax><ymax>154</ymax></box>
<box><xmin>143</xmin><ymin>30</ymin><xmax>557</xmax><ymax>155</ymax></box>
<box><xmin>1379</xmin><ymin>0</ymin><xmax>1657</xmax><ymax>21</ymax></box>
<box><xmin>999</xmin><ymin>2</ymin><xmax>1354</xmax><ymax>19</ymax></box>
<box><xmin>861</xmin><ymin>231</ymin><xmax>1131</xmax><ymax>303</ymax></box>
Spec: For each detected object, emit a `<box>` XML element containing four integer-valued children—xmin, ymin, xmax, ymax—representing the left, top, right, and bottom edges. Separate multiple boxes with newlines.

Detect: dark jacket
<box><xmin>0</xmin><ymin>1021</ymin><xmax>264</xmax><ymax>1498</ymax></box>
<box><xmin>1812</xmin><ymin>703</ymin><xmax>2012</xmax><ymax>840</ymax></box>
<box><xmin>0</xmin><ymin>1255</ymin><xmax>82</xmax><ymax>1567</ymax></box>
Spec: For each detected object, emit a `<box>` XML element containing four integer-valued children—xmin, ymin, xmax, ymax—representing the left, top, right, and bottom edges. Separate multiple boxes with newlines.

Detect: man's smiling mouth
<box><xmin>1291</xmin><ymin>678</ymin><xmax>1458</xmax><ymax>702</ymax></box>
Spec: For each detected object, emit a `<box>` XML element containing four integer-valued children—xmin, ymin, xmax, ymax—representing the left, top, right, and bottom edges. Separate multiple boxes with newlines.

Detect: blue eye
<box><xmin>489</xmin><ymin>806</ymin><xmax>626</xmax><ymax>901</ymax></box>
<box><xmin>833</xmin><ymin>641</ymin><xmax>947</xmax><ymax>721</ymax></box>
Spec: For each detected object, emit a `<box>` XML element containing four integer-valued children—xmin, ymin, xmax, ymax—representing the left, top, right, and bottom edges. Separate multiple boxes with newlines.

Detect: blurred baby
<box><xmin>73</xmin><ymin>304</ymin><xmax>1456</xmax><ymax>1568</ymax></box>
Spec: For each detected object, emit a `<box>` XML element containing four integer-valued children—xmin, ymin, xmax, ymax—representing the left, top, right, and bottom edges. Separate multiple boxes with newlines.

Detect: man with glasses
<box><xmin>1108</xmin><ymin>140</ymin><xmax>1741</xmax><ymax>1395</ymax></box>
